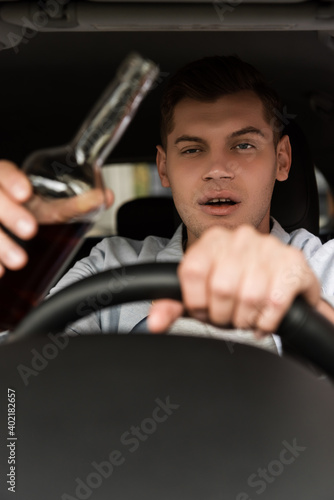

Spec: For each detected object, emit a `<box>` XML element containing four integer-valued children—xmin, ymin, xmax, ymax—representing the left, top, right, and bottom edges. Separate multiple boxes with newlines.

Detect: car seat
<box><xmin>271</xmin><ymin>121</ymin><xmax>319</xmax><ymax>235</ymax></box>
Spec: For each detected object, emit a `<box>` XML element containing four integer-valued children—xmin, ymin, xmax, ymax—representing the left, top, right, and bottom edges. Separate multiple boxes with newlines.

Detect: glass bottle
<box><xmin>0</xmin><ymin>52</ymin><xmax>159</xmax><ymax>331</ymax></box>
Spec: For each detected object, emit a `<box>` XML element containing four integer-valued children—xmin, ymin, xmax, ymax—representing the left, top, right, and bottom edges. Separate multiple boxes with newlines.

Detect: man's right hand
<box><xmin>0</xmin><ymin>159</ymin><xmax>114</xmax><ymax>276</ymax></box>
<box><xmin>0</xmin><ymin>160</ymin><xmax>37</xmax><ymax>274</ymax></box>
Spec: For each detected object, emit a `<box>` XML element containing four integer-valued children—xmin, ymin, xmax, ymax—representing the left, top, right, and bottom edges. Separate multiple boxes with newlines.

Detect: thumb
<box><xmin>104</xmin><ymin>188</ymin><xmax>114</xmax><ymax>208</ymax></box>
<box><xmin>147</xmin><ymin>299</ymin><xmax>184</xmax><ymax>333</ymax></box>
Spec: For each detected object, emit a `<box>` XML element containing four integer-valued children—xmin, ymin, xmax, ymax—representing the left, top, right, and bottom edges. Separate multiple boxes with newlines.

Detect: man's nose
<box><xmin>202</xmin><ymin>157</ymin><xmax>238</xmax><ymax>181</ymax></box>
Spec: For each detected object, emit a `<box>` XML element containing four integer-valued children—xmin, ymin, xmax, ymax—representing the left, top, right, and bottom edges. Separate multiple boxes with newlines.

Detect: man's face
<box><xmin>156</xmin><ymin>90</ymin><xmax>291</xmax><ymax>247</ymax></box>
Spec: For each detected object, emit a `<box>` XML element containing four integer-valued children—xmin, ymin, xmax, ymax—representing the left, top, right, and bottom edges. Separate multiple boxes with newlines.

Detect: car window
<box><xmin>316</xmin><ymin>167</ymin><xmax>334</xmax><ymax>239</ymax></box>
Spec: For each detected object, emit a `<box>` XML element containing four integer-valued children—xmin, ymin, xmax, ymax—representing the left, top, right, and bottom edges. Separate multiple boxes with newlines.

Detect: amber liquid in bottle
<box><xmin>0</xmin><ymin>222</ymin><xmax>90</xmax><ymax>331</ymax></box>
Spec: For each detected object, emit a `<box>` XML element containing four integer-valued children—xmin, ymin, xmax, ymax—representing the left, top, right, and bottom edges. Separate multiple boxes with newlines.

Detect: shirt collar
<box><xmin>156</xmin><ymin>224</ymin><xmax>184</xmax><ymax>262</ymax></box>
<box><xmin>156</xmin><ymin>218</ymin><xmax>291</xmax><ymax>261</ymax></box>
<box><xmin>270</xmin><ymin>217</ymin><xmax>291</xmax><ymax>244</ymax></box>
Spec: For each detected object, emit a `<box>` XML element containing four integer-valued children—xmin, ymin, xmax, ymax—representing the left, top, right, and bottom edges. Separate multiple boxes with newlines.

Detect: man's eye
<box><xmin>182</xmin><ymin>148</ymin><xmax>201</xmax><ymax>154</ymax></box>
<box><xmin>235</xmin><ymin>143</ymin><xmax>253</xmax><ymax>150</ymax></box>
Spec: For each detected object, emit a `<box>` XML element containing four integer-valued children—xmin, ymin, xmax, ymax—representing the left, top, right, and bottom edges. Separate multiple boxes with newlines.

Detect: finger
<box><xmin>178</xmin><ymin>227</ymin><xmax>227</xmax><ymax>316</ymax></box>
<box><xmin>0</xmin><ymin>160</ymin><xmax>37</xmax><ymax>240</ymax></box>
<box><xmin>232</xmin><ymin>264</ymin><xmax>269</xmax><ymax>330</ymax></box>
<box><xmin>207</xmin><ymin>252</ymin><xmax>244</xmax><ymax>326</ymax></box>
<box><xmin>64</xmin><ymin>188</ymin><xmax>107</xmax><ymax>219</ymax></box>
<box><xmin>177</xmin><ymin>256</ymin><xmax>210</xmax><ymax>315</ymax></box>
<box><xmin>0</xmin><ymin>190</ymin><xmax>37</xmax><ymax>240</ymax></box>
<box><xmin>297</xmin><ymin>263</ymin><xmax>321</xmax><ymax>308</ymax></box>
<box><xmin>0</xmin><ymin>160</ymin><xmax>33</xmax><ymax>202</ymax></box>
<box><xmin>256</xmin><ymin>251</ymin><xmax>320</xmax><ymax>333</ymax></box>
<box><xmin>255</xmin><ymin>288</ymin><xmax>291</xmax><ymax>334</ymax></box>
<box><xmin>0</xmin><ymin>226</ymin><xmax>28</xmax><ymax>270</ymax></box>
<box><xmin>205</xmin><ymin>225</ymin><xmax>257</xmax><ymax>326</ymax></box>
<box><xmin>147</xmin><ymin>299</ymin><xmax>184</xmax><ymax>333</ymax></box>
<box><xmin>26</xmin><ymin>188</ymin><xmax>108</xmax><ymax>224</ymax></box>
<box><xmin>104</xmin><ymin>188</ymin><xmax>114</xmax><ymax>209</ymax></box>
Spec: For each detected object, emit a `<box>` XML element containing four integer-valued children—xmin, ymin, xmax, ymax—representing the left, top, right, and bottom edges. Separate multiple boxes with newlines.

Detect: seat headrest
<box><xmin>117</xmin><ymin>196</ymin><xmax>181</xmax><ymax>240</ymax></box>
<box><xmin>271</xmin><ymin>122</ymin><xmax>319</xmax><ymax>235</ymax></box>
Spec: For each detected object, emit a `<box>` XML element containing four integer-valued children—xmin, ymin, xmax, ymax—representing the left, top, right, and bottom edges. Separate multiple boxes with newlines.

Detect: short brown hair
<box><xmin>160</xmin><ymin>55</ymin><xmax>283</xmax><ymax>149</ymax></box>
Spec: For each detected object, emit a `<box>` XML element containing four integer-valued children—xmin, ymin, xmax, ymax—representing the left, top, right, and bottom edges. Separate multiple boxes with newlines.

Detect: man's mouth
<box><xmin>198</xmin><ymin>193</ymin><xmax>241</xmax><ymax>216</ymax></box>
<box><xmin>204</xmin><ymin>198</ymin><xmax>237</xmax><ymax>206</ymax></box>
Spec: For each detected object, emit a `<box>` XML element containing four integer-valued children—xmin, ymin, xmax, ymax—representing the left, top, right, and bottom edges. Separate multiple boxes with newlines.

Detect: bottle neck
<box><xmin>71</xmin><ymin>54</ymin><xmax>159</xmax><ymax>168</ymax></box>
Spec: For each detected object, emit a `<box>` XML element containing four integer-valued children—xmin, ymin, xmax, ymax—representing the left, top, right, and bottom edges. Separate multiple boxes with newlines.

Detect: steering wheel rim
<box><xmin>6</xmin><ymin>262</ymin><xmax>334</xmax><ymax>379</ymax></box>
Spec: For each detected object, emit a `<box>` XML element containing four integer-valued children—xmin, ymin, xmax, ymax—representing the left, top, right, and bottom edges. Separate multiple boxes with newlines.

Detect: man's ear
<box><xmin>156</xmin><ymin>145</ymin><xmax>171</xmax><ymax>188</ymax></box>
<box><xmin>276</xmin><ymin>135</ymin><xmax>292</xmax><ymax>182</ymax></box>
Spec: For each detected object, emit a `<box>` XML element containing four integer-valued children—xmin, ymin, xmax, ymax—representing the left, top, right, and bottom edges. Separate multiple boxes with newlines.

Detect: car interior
<box><xmin>2</xmin><ymin>2</ymin><xmax>334</xmax><ymax>244</ymax></box>
<box><xmin>1</xmin><ymin>1</ymin><xmax>334</xmax><ymax>499</ymax></box>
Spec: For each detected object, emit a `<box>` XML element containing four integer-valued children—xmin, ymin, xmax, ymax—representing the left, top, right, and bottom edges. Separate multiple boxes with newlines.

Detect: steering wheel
<box><xmin>6</xmin><ymin>262</ymin><xmax>334</xmax><ymax>379</ymax></box>
<box><xmin>2</xmin><ymin>262</ymin><xmax>334</xmax><ymax>500</ymax></box>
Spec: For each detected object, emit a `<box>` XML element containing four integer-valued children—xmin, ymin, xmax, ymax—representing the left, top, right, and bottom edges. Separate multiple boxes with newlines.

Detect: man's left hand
<box><xmin>148</xmin><ymin>225</ymin><xmax>322</xmax><ymax>335</ymax></box>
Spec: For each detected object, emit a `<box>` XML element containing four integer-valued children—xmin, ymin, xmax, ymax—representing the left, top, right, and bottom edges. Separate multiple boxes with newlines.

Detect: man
<box><xmin>1</xmin><ymin>55</ymin><xmax>334</xmax><ymax>348</ymax></box>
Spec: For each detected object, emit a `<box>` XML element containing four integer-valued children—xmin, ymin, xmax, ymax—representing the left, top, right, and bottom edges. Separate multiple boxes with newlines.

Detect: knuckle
<box><xmin>282</xmin><ymin>252</ymin><xmax>312</xmax><ymax>288</ymax></box>
<box><xmin>257</xmin><ymin>293</ymin><xmax>289</xmax><ymax>330</ymax></box>
<box><xmin>50</xmin><ymin>212</ymin><xmax>64</xmax><ymax>224</ymax></box>
<box><xmin>178</xmin><ymin>258</ymin><xmax>204</xmax><ymax>281</ymax></box>
<box><xmin>256</xmin><ymin>310</ymin><xmax>282</xmax><ymax>334</ymax></box>
<box><xmin>234</xmin><ymin>309</ymin><xmax>258</xmax><ymax>330</ymax></box>
<box><xmin>240</xmin><ymin>289</ymin><xmax>264</xmax><ymax>309</ymax></box>
<box><xmin>210</xmin><ymin>274</ymin><xmax>231</xmax><ymax>299</ymax></box>
<box><xmin>267</xmin><ymin>293</ymin><xmax>286</xmax><ymax>310</ymax></box>
<box><xmin>234</xmin><ymin>224</ymin><xmax>257</xmax><ymax>243</ymax></box>
<box><xmin>209</xmin><ymin>300</ymin><xmax>231</xmax><ymax>325</ymax></box>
